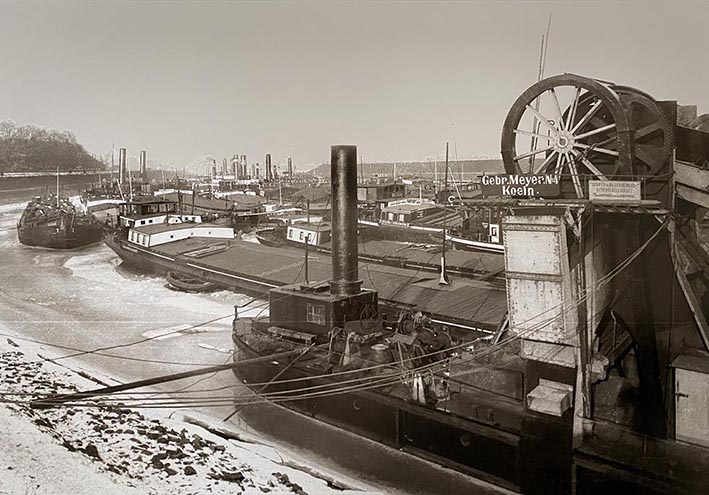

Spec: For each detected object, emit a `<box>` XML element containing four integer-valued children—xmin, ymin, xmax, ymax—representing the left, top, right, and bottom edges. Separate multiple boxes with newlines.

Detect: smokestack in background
<box><xmin>139</xmin><ymin>150</ymin><xmax>147</xmax><ymax>178</ymax></box>
<box><xmin>265</xmin><ymin>154</ymin><xmax>272</xmax><ymax>181</ymax></box>
<box><xmin>240</xmin><ymin>155</ymin><xmax>247</xmax><ymax>179</ymax></box>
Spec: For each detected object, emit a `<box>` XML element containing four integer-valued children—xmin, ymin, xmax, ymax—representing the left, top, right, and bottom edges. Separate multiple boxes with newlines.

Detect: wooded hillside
<box><xmin>0</xmin><ymin>120</ymin><xmax>104</xmax><ymax>173</ymax></box>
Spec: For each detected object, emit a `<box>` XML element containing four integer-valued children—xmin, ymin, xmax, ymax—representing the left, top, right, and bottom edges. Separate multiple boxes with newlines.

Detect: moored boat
<box><xmin>17</xmin><ymin>194</ymin><xmax>103</xmax><ymax>249</ymax></box>
<box><xmin>165</xmin><ymin>270</ymin><xmax>217</xmax><ymax>292</ymax></box>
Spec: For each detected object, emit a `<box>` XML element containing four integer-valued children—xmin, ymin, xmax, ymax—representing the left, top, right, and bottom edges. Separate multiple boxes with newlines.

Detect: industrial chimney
<box><xmin>118</xmin><ymin>148</ymin><xmax>127</xmax><ymax>185</ymax></box>
<box><xmin>139</xmin><ymin>150</ymin><xmax>147</xmax><ymax>178</ymax></box>
<box><xmin>330</xmin><ymin>145</ymin><xmax>361</xmax><ymax>296</ymax></box>
<box><xmin>231</xmin><ymin>155</ymin><xmax>238</xmax><ymax>177</ymax></box>
<box><xmin>288</xmin><ymin>156</ymin><xmax>293</xmax><ymax>178</ymax></box>
<box><xmin>222</xmin><ymin>158</ymin><xmax>228</xmax><ymax>178</ymax></box>
<box><xmin>240</xmin><ymin>155</ymin><xmax>247</xmax><ymax>179</ymax></box>
<box><xmin>265</xmin><ymin>154</ymin><xmax>272</xmax><ymax>181</ymax></box>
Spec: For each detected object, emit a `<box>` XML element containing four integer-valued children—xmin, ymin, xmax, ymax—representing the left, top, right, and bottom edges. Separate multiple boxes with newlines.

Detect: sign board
<box><xmin>481</xmin><ymin>174</ymin><xmax>560</xmax><ymax>198</ymax></box>
<box><xmin>588</xmin><ymin>180</ymin><xmax>641</xmax><ymax>203</ymax></box>
<box><xmin>488</xmin><ymin>223</ymin><xmax>500</xmax><ymax>244</ymax></box>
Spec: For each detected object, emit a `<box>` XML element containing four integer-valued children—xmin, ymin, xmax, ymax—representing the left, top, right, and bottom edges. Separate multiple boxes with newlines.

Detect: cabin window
<box><xmin>149</xmin><ymin>219</ymin><xmax>153</xmax><ymax>224</ymax></box>
<box><xmin>388</xmin><ymin>213</ymin><xmax>394</xmax><ymax>222</ymax></box>
<box><xmin>399</xmin><ymin>214</ymin><xmax>405</xmax><ymax>223</ymax></box>
<box><xmin>306</xmin><ymin>303</ymin><xmax>326</xmax><ymax>326</ymax></box>
<box><xmin>288</xmin><ymin>229</ymin><xmax>293</xmax><ymax>239</ymax></box>
<box><xmin>299</xmin><ymin>232</ymin><xmax>304</xmax><ymax>240</ymax></box>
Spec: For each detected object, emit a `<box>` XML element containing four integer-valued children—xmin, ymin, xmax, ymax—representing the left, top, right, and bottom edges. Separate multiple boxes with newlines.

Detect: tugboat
<box><xmin>17</xmin><ymin>194</ymin><xmax>103</xmax><ymax>249</ymax></box>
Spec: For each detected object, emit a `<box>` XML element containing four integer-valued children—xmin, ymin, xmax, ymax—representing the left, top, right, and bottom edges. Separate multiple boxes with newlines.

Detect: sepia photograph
<box><xmin>0</xmin><ymin>1</ymin><xmax>708</xmax><ymax>494</ymax></box>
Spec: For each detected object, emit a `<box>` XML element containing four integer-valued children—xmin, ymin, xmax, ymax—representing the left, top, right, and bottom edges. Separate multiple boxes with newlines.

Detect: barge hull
<box><xmin>231</xmin><ymin>333</ymin><xmax>522</xmax><ymax>491</ymax></box>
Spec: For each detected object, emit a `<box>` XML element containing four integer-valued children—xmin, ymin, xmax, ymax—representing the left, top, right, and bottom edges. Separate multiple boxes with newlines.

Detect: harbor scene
<box><xmin>1</xmin><ymin>2</ymin><xmax>709</xmax><ymax>495</ymax></box>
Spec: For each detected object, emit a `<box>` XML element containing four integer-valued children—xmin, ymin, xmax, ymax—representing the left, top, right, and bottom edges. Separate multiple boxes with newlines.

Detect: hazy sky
<box><xmin>1</xmin><ymin>0</ymin><xmax>707</xmax><ymax>170</ymax></box>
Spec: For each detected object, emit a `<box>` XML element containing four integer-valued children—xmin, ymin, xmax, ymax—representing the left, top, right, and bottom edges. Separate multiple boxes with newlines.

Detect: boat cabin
<box><xmin>286</xmin><ymin>222</ymin><xmax>331</xmax><ymax>246</ymax></box>
<box><xmin>380</xmin><ymin>202</ymin><xmax>439</xmax><ymax>226</ymax></box>
<box><xmin>128</xmin><ymin>222</ymin><xmax>234</xmax><ymax>248</ymax></box>
<box><xmin>357</xmin><ymin>182</ymin><xmax>406</xmax><ymax>204</ymax></box>
<box><xmin>118</xmin><ymin>198</ymin><xmax>201</xmax><ymax>228</ymax></box>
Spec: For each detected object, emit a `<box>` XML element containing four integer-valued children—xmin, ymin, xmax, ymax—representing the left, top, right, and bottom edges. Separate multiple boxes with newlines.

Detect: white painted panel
<box><xmin>503</xmin><ymin>214</ymin><xmax>579</xmax><ymax>350</ymax></box>
<box><xmin>676</xmin><ymin>368</ymin><xmax>709</xmax><ymax>448</ymax></box>
<box><xmin>508</xmin><ymin>278</ymin><xmax>566</xmax><ymax>342</ymax></box>
<box><xmin>504</xmin><ymin>230</ymin><xmax>561</xmax><ymax>275</ymax></box>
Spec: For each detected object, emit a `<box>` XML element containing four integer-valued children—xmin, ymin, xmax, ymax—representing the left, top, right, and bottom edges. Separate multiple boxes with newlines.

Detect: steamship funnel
<box><xmin>329</xmin><ymin>145</ymin><xmax>362</xmax><ymax>296</ymax></box>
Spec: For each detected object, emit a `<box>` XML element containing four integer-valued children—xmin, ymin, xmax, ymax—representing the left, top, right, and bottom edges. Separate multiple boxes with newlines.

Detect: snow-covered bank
<box><xmin>0</xmin><ymin>335</ymin><xmax>369</xmax><ymax>495</ymax></box>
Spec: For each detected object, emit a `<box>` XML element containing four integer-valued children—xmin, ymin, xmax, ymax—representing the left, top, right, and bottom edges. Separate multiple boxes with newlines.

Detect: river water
<box><xmin>0</xmin><ymin>199</ymin><xmax>505</xmax><ymax>495</ymax></box>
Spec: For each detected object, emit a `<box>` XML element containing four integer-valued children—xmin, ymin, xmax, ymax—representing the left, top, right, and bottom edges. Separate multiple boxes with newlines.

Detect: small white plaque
<box><xmin>588</xmin><ymin>180</ymin><xmax>641</xmax><ymax>202</ymax></box>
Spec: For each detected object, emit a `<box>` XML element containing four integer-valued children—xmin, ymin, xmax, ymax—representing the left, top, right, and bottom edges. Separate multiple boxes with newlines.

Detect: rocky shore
<box><xmin>0</xmin><ymin>336</ymin><xmax>367</xmax><ymax>495</ymax></box>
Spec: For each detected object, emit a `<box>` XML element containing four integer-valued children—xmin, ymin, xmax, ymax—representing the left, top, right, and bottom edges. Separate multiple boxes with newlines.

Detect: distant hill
<box><xmin>309</xmin><ymin>159</ymin><xmax>505</xmax><ymax>181</ymax></box>
<box><xmin>0</xmin><ymin>120</ymin><xmax>104</xmax><ymax>173</ymax></box>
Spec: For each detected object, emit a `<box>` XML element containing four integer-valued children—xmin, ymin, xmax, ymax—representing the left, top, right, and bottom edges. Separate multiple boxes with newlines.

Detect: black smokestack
<box><xmin>139</xmin><ymin>150</ymin><xmax>147</xmax><ymax>178</ymax></box>
<box><xmin>265</xmin><ymin>154</ymin><xmax>272</xmax><ymax>181</ymax></box>
<box><xmin>329</xmin><ymin>145</ymin><xmax>361</xmax><ymax>296</ymax></box>
<box><xmin>118</xmin><ymin>148</ymin><xmax>127</xmax><ymax>184</ymax></box>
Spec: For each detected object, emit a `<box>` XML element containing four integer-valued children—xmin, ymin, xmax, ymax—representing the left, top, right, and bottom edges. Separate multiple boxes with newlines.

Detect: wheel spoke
<box><xmin>575</xmin><ymin>123</ymin><xmax>616</xmax><ymax>141</ymax></box>
<box><xmin>553</xmin><ymin>152</ymin><xmax>565</xmax><ymax>175</ymax></box>
<box><xmin>634</xmin><ymin>121</ymin><xmax>662</xmax><ymax>141</ymax></box>
<box><xmin>573</xmin><ymin>142</ymin><xmax>619</xmax><ymax>157</ymax></box>
<box><xmin>513</xmin><ymin>129</ymin><xmax>554</xmax><ymax>140</ymax></box>
<box><xmin>532</xmin><ymin>150</ymin><xmax>558</xmax><ymax>174</ymax></box>
<box><xmin>525</xmin><ymin>104</ymin><xmax>558</xmax><ymax>134</ymax></box>
<box><xmin>572</xmin><ymin>149</ymin><xmax>609</xmax><ymax>181</ymax></box>
<box><xmin>571</xmin><ymin>99</ymin><xmax>604</xmax><ymax>134</ymax></box>
<box><xmin>514</xmin><ymin>145</ymin><xmax>554</xmax><ymax>162</ymax></box>
<box><xmin>593</xmin><ymin>134</ymin><xmax>617</xmax><ymax>149</ymax></box>
<box><xmin>550</xmin><ymin>89</ymin><xmax>566</xmax><ymax>131</ymax></box>
<box><xmin>565</xmin><ymin>87</ymin><xmax>581</xmax><ymax>130</ymax></box>
<box><xmin>566</xmin><ymin>154</ymin><xmax>585</xmax><ymax>198</ymax></box>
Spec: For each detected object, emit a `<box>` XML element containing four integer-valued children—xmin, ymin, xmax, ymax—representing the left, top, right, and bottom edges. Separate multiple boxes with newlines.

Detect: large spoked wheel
<box><xmin>501</xmin><ymin>74</ymin><xmax>633</xmax><ymax>199</ymax></box>
<box><xmin>609</xmin><ymin>86</ymin><xmax>674</xmax><ymax>177</ymax></box>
